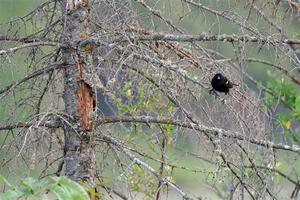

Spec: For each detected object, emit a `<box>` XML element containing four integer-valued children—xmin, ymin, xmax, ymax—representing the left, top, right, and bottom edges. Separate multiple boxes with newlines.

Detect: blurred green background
<box><xmin>0</xmin><ymin>0</ymin><xmax>42</xmax><ymax>21</ymax></box>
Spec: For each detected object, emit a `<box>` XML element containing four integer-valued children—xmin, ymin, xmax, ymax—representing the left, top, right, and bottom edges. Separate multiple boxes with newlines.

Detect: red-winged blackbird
<box><xmin>210</xmin><ymin>73</ymin><xmax>237</xmax><ymax>95</ymax></box>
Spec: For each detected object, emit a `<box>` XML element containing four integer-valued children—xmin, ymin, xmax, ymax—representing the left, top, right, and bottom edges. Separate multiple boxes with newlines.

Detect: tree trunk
<box><xmin>61</xmin><ymin>0</ymin><xmax>96</xmax><ymax>189</ymax></box>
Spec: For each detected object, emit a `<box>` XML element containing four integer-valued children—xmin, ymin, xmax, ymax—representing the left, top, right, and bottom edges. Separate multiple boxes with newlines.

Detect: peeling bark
<box><xmin>75</xmin><ymin>60</ymin><xmax>95</xmax><ymax>130</ymax></box>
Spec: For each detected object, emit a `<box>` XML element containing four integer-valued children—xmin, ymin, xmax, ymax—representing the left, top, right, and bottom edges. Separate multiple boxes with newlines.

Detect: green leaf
<box><xmin>21</xmin><ymin>177</ymin><xmax>41</xmax><ymax>193</ymax></box>
<box><xmin>0</xmin><ymin>176</ymin><xmax>90</xmax><ymax>200</ymax></box>
<box><xmin>277</xmin><ymin>113</ymin><xmax>290</xmax><ymax>121</ymax></box>
<box><xmin>264</xmin><ymin>92</ymin><xmax>274</xmax><ymax>106</ymax></box>
<box><xmin>50</xmin><ymin>183</ymin><xmax>72</xmax><ymax>200</ymax></box>
<box><xmin>50</xmin><ymin>177</ymin><xmax>90</xmax><ymax>200</ymax></box>
<box><xmin>295</xmin><ymin>96</ymin><xmax>300</xmax><ymax>112</ymax></box>
<box><xmin>282</xmin><ymin>120</ymin><xmax>291</xmax><ymax>129</ymax></box>
<box><xmin>0</xmin><ymin>190</ymin><xmax>22</xmax><ymax>200</ymax></box>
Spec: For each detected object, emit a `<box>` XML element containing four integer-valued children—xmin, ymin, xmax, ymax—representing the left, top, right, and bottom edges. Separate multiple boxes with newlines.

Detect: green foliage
<box><xmin>0</xmin><ymin>175</ymin><xmax>90</xmax><ymax>200</ymax></box>
<box><xmin>294</xmin><ymin>96</ymin><xmax>300</xmax><ymax>119</ymax></box>
<box><xmin>109</xmin><ymin>78</ymin><xmax>178</xmax><ymax>198</ymax></box>
<box><xmin>265</xmin><ymin>71</ymin><xmax>297</xmax><ymax>107</ymax></box>
<box><xmin>111</xmin><ymin>80</ymin><xmax>171</xmax><ymax>116</ymax></box>
<box><xmin>161</xmin><ymin>124</ymin><xmax>175</xmax><ymax>146</ymax></box>
<box><xmin>128</xmin><ymin>164</ymin><xmax>157</xmax><ymax>199</ymax></box>
<box><xmin>264</xmin><ymin>71</ymin><xmax>300</xmax><ymax>142</ymax></box>
<box><xmin>111</xmin><ymin>78</ymin><xmax>176</xmax><ymax>149</ymax></box>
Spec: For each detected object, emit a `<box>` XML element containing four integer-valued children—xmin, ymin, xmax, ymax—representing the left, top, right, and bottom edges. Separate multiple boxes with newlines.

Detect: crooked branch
<box><xmin>2</xmin><ymin>115</ymin><xmax>300</xmax><ymax>154</ymax></box>
<box><xmin>96</xmin><ymin>115</ymin><xmax>300</xmax><ymax>154</ymax></box>
<box><xmin>0</xmin><ymin>62</ymin><xmax>65</xmax><ymax>96</ymax></box>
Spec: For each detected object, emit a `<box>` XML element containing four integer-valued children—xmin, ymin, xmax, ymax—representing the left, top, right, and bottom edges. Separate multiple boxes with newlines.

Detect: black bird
<box><xmin>210</xmin><ymin>73</ymin><xmax>237</xmax><ymax>95</ymax></box>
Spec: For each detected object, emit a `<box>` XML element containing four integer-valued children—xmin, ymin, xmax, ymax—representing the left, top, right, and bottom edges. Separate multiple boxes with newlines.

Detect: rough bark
<box><xmin>61</xmin><ymin>0</ymin><xmax>96</xmax><ymax>189</ymax></box>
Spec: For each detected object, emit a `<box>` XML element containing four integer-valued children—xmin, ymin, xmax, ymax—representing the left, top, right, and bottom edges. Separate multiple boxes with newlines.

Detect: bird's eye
<box><xmin>217</xmin><ymin>76</ymin><xmax>220</xmax><ymax>79</ymax></box>
<box><xmin>226</xmin><ymin>81</ymin><xmax>229</xmax><ymax>84</ymax></box>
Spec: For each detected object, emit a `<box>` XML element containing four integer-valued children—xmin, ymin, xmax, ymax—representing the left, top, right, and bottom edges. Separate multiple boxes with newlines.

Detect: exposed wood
<box><xmin>75</xmin><ymin>60</ymin><xmax>95</xmax><ymax>130</ymax></box>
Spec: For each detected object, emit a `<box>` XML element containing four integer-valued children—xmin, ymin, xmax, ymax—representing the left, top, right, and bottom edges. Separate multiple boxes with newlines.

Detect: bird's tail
<box><xmin>228</xmin><ymin>82</ymin><xmax>238</xmax><ymax>88</ymax></box>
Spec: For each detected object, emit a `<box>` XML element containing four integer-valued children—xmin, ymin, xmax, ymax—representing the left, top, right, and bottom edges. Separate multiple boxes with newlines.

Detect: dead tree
<box><xmin>1</xmin><ymin>0</ymin><xmax>300</xmax><ymax>199</ymax></box>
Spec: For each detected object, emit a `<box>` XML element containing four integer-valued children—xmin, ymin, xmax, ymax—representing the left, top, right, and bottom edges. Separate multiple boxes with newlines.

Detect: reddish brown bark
<box><xmin>75</xmin><ymin>60</ymin><xmax>95</xmax><ymax>130</ymax></box>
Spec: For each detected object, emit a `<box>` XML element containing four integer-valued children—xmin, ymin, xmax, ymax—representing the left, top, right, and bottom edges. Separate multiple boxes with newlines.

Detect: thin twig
<box><xmin>101</xmin><ymin>134</ymin><xmax>196</xmax><ymax>200</ymax></box>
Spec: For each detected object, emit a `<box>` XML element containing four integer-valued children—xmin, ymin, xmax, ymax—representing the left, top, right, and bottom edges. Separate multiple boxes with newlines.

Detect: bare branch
<box><xmin>0</xmin><ymin>35</ymin><xmax>49</xmax><ymax>43</ymax></box>
<box><xmin>0</xmin><ymin>41</ymin><xmax>66</xmax><ymax>56</ymax></box>
<box><xmin>0</xmin><ymin>120</ymin><xmax>60</xmax><ymax>131</ymax></box>
<box><xmin>244</xmin><ymin>58</ymin><xmax>300</xmax><ymax>85</ymax></box>
<box><xmin>3</xmin><ymin>115</ymin><xmax>299</xmax><ymax>155</ymax></box>
<box><xmin>133</xmin><ymin>0</ymin><xmax>184</xmax><ymax>33</ymax></box>
<box><xmin>0</xmin><ymin>62</ymin><xmax>65</xmax><ymax>96</ymax></box>
<box><xmin>98</xmin><ymin>115</ymin><xmax>300</xmax><ymax>154</ymax></box>
<box><xmin>125</xmin><ymin>33</ymin><xmax>300</xmax><ymax>45</ymax></box>
<box><xmin>101</xmin><ymin>134</ymin><xmax>196</xmax><ymax>200</ymax></box>
<box><xmin>183</xmin><ymin>0</ymin><xmax>261</xmax><ymax>36</ymax></box>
